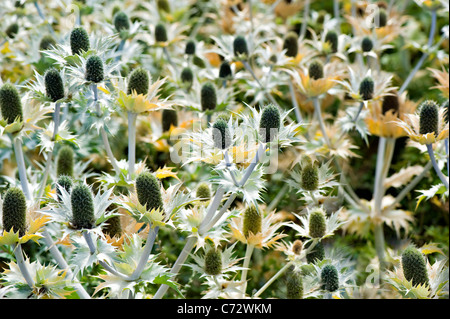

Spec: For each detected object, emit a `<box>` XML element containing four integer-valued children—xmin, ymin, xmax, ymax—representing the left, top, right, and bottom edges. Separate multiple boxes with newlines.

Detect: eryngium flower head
<box><xmin>85</xmin><ymin>55</ymin><xmax>104</xmax><ymax>83</ymax></box>
<box><xmin>39</xmin><ymin>35</ymin><xmax>56</xmax><ymax>51</ymax></box>
<box><xmin>56</xmin><ymin>145</ymin><xmax>74</xmax><ymax>177</ymax></box>
<box><xmin>233</xmin><ymin>35</ymin><xmax>249</xmax><ymax>57</ymax></box>
<box><xmin>6</xmin><ymin>23</ymin><xmax>19</xmax><ymax>39</ymax></box>
<box><xmin>401</xmin><ymin>246</ymin><xmax>429</xmax><ymax>287</ymax></box>
<box><xmin>308</xmin><ymin>61</ymin><xmax>324</xmax><ymax>80</ymax></box>
<box><xmin>361</xmin><ymin>36</ymin><xmax>374</xmax><ymax>52</ymax></box>
<box><xmin>200</xmin><ymin>82</ymin><xmax>217</xmax><ymax>111</ymax></box>
<box><xmin>56</xmin><ymin>175</ymin><xmax>73</xmax><ymax>201</ymax></box>
<box><xmin>135</xmin><ymin>172</ymin><xmax>163</xmax><ymax>211</ymax></box>
<box><xmin>305</xmin><ymin>241</ymin><xmax>325</xmax><ymax>263</ymax></box>
<box><xmin>321</xmin><ymin>264</ymin><xmax>339</xmax><ymax>292</ymax></box>
<box><xmin>157</xmin><ymin>0</ymin><xmax>171</xmax><ymax>13</ymax></box>
<box><xmin>162</xmin><ymin>109</ymin><xmax>178</xmax><ymax>132</ymax></box>
<box><xmin>359</xmin><ymin>76</ymin><xmax>374</xmax><ymax>100</ymax></box>
<box><xmin>243</xmin><ymin>205</ymin><xmax>262</xmax><ymax>238</ymax></box>
<box><xmin>283</xmin><ymin>31</ymin><xmax>299</xmax><ymax>57</ymax></box>
<box><xmin>44</xmin><ymin>68</ymin><xmax>65</xmax><ymax>102</ymax></box>
<box><xmin>443</xmin><ymin>99</ymin><xmax>449</xmax><ymax>124</ymax></box>
<box><xmin>180</xmin><ymin>67</ymin><xmax>194</xmax><ymax>84</ymax></box>
<box><xmin>70</xmin><ymin>27</ymin><xmax>90</xmax><ymax>55</ymax></box>
<box><xmin>309</xmin><ymin>208</ymin><xmax>326</xmax><ymax>238</ymax></box>
<box><xmin>103</xmin><ymin>215</ymin><xmax>122</xmax><ymax>238</ymax></box>
<box><xmin>325</xmin><ymin>31</ymin><xmax>338</xmax><ymax>53</ymax></box>
<box><xmin>113</xmin><ymin>11</ymin><xmax>130</xmax><ymax>33</ymax></box>
<box><xmin>154</xmin><ymin>23</ymin><xmax>168</xmax><ymax>42</ymax></box>
<box><xmin>219</xmin><ymin>61</ymin><xmax>232</xmax><ymax>79</ymax></box>
<box><xmin>292</xmin><ymin>239</ymin><xmax>303</xmax><ymax>255</ymax></box>
<box><xmin>375</xmin><ymin>8</ymin><xmax>388</xmax><ymax>27</ymax></box>
<box><xmin>419</xmin><ymin>100</ymin><xmax>439</xmax><ymax>135</ymax></box>
<box><xmin>2</xmin><ymin>187</ymin><xmax>27</xmax><ymax>236</ymax></box>
<box><xmin>301</xmin><ymin>160</ymin><xmax>319</xmax><ymax>191</ymax></box>
<box><xmin>185</xmin><ymin>40</ymin><xmax>196</xmax><ymax>55</ymax></box>
<box><xmin>71</xmin><ymin>184</ymin><xmax>95</xmax><ymax>229</ymax></box>
<box><xmin>212</xmin><ymin>119</ymin><xmax>232</xmax><ymax>149</ymax></box>
<box><xmin>286</xmin><ymin>270</ymin><xmax>303</xmax><ymax>299</ymax></box>
<box><xmin>259</xmin><ymin>104</ymin><xmax>281</xmax><ymax>142</ymax></box>
<box><xmin>204</xmin><ymin>247</ymin><xmax>222</xmax><ymax>276</ymax></box>
<box><xmin>0</xmin><ymin>83</ymin><xmax>23</xmax><ymax>124</ymax></box>
<box><xmin>127</xmin><ymin>68</ymin><xmax>149</xmax><ymax>95</ymax></box>
<box><xmin>196</xmin><ymin>182</ymin><xmax>211</xmax><ymax>200</ymax></box>
<box><xmin>382</xmin><ymin>93</ymin><xmax>399</xmax><ymax>115</ymax></box>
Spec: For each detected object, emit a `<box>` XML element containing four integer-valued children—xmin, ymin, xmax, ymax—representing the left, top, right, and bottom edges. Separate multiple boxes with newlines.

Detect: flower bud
<box><xmin>359</xmin><ymin>76</ymin><xmax>374</xmax><ymax>100</ymax></box>
<box><xmin>103</xmin><ymin>214</ymin><xmax>122</xmax><ymax>238</ymax></box>
<box><xmin>292</xmin><ymin>239</ymin><xmax>303</xmax><ymax>255</ymax></box>
<box><xmin>382</xmin><ymin>93</ymin><xmax>399</xmax><ymax>115</ymax></box>
<box><xmin>283</xmin><ymin>31</ymin><xmax>299</xmax><ymax>57</ymax></box>
<box><xmin>71</xmin><ymin>184</ymin><xmax>95</xmax><ymax>229</ymax></box>
<box><xmin>127</xmin><ymin>68</ymin><xmax>149</xmax><ymax>95</ymax></box>
<box><xmin>196</xmin><ymin>182</ymin><xmax>211</xmax><ymax>200</ymax></box>
<box><xmin>157</xmin><ymin>0</ymin><xmax>171</xmax><ymax>13</ymax></box>
<box><xmin>6</xmin><ymin>23</ymin><xmax>19</xmax><ymax>39</ymax></box>
<box><xmin>201</xmin><ymin>82</ymin><xmax>217</xmax><ymax>112</ymax></box>
<box><xmin>185</xmin><ymin>40</ymin><xmax>196</xmax><ymax>55</ymax></box>
<box><xmin>375</xmin><ymin>8</ymin><xmax>387</xmax><ymax>28</ymax></box>
<box><xmin>361</xmin><ymin>36</ymin><xmax>374</xmax><ymax>52</ymax></box>
<box><xmin>308</xmin><ymin>60</ymin><xmax>324</xmax><ymax>80</ymax></box>
<box><xmin>56</xmin><ymin>145</ymin><xmax>74</xmax><ymax>177</ymax></box>
<box><xmin>2</xmin><ymin>187</ymin><xmax>27</xmax><ymax>236</ymax></box>
<box><xmin>154</xmin><ymin>23</ymin><xmax>168</xmax><ymax>43</ymax></box>
<box><xmin>305</xmin><ymin>241</ymin><xmax>325</xmax><ymax>263</ymax></box>
<box><xmin>162</xmin><ymin>109</ymin><xmax>178</xmax><ymax>132</ymax></box>
<box><xmin>180</xmin><ymin>67</ymin><xmax>194</xmax><ymax>85</ymax></box>
<box><xmin>321</xmin><ymin>264</ymin><xmax>339</xmax><ymax>292</ymax></box>
<box><xmin>44</xmin><ymin>68</ymin><xmax>65</xmax><ymax>102</ymax></box>
<box><xmin>401</xmin><ymin>246</ymin><xmax>429</xmax><ymax>287</ymax></box>
<box><xmin>204</xmin><ymin>247</ymin><xmax>222</xmax><ymax>276</ymax></box>
<box><xmin>0</xmin><ymin>83</ymin><xmax>23</xmax><ymax>124</ymax></box>
<box><xmin>286</xmin><ymin>269</ymin><xmax>303</xmax><ymax>299</ymax></box>
<box><xmin>259</xmin><ymin>104</ymin><xmax>281</xmax><ymax>143</ymax></box>
<box><xmin>85</xmin><ymin>55</ymin><xmax>104</xmax><ymax>83</ymax></box>
<box><xmin>135</xmin><ymin>172</ymin><xmax>163</xmax><ymax>211</ymax></box>
<box><xmin>309</xmin><ymin>208</ymin><xmax>326</xmax><ymax>238</ymax></box>
<box><xmin>70</xmin><ymin>27</ymin><xmax>90</xmax><ymax>55</ymax></box>
<box><xmin>243</xmin><ymin>205</ymin><xmax>262</xmax><ymax>238</ymax></box>
<box><xmin>325</xmin><ymin>31</ymin><xmax>338</xmax><ymax>53</ymax></box>
<box><xmin>419</xmin><ymin>100</ymin><xmax>439</xmax><ymax>135</ymax></box>
<box><xmin>56</xmin><ymin>175</ymin><xmax>73</xmax><ymax>201</ymax></box>
<box><xmin>301</xmin><ymin>159</ymin><xmax>319</xmax><ymax>191</ymax></box>
<box><xmin>219</xmin><ymin>61</ymin><xmax>232</xmax><ymax>79</ymax></box>
<box><xmin>39</xmin><ymin>35</ymin><xmax>56</xmax><ymax>51</ymax></box>
<box><xmin>233</xmin><ymin>35</ymin><xmax>249</xmax><ymax>57</ymax></box>
<box><xmin>212</xmin><ymin>119</ymin><xmax>232</xmax><ymax>149</ymax></box>
<box><xmin>113</xmin><ymin>11</ymin><xmax>130</xmax><ymax>33</ymax></box>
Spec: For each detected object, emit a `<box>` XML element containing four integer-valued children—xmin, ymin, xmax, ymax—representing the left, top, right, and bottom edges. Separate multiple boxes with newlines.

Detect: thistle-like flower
<box><xmin>185</xmin><ymin>40</ymin><xmax>196</xmax><ymax>55</ymax></box>
<box><xmin>154</xmin><ymin>23</ymin><xmax>168</xmax><ymax>43</ymax></box>
<box><xmin>321</xmin><ymin>264</ymin><xmax>339</xmax><ymax>292</ymax></box>
<box><xmin>44</xmin><ymin>68</ymin><xmax>65</xmax><ymax>102</ymax></box>
<box><xmin>286</xmin><ymin>268</ymin><xmax>304</xmax><ymax>299</ymax></box>
<box><xmin>56</xmin><ymin>145</ymin><xmax>74</xmax><ymax>177</ymax></box>
<box><xmin>136</xmin><ymin>171</ymin><xmax>164</xmax><ymax>212</ymax></box>
<box><xmin>113</xmin><ymin>11</ymin><xmax>130</xmax><ymax>34</ymax></box>
<box><xmin>70</xmin><ymin>27</ymin><xmax>90</xmax><ymax>56</ymax></box>
<box><xmin>212</xmin><ymin>119</ymin><xmax>232</xmax><ymax>150</ymax></box>
<box><xmin>201</xmin><ymin>82</ymin><xmax>217</xmax><ymax>112</ymax></box>
<box><xmin>0</xmin><ymin>83</ymin><xmax>23</xmax><ymax>124</ymax></box>
<box><xmin>2</xmin><ymin>187</ymin><xmax>27</xmax><ymax>237</ymax></box>
<box><xmin>259</xmin><ymin>104</ymin><xmax>281</xmax><ymax>143</ymax></box>
<box><xmin>233</xmin><ymin>35</ymin><xmax>249</xmax><ymax>58</ymax></box>
<box><xmin>162</xmin><ymin>109</ymin><xmax>178</xmax><ymax>132</ymax></box>
<box><xmin>127</xmin><ymin>67</ymin><xmax>150</xmax><ymax>95</ymax></box>
<box><xmin>71</xmin><ymin>184</ymin><xmax>95</xmax><ymax>229</ymax></box>
<box><xmin>85</xmin><ymin>55</ymin><xmax>104</xmax><ymax>83</ymax></box>
<box><xmin>196</xmin><ymin>182</ymin><xmax>211</xmax><ymax>201</ymax></box>
<box><xmin>401</xmin><ymin>246</ymin><xmax>430</xmax><ymax>287</ymax></box>
<box><xmin>283</xmin><ymin>31</ymin><xmax>299</xmax><ymax>58</ymax></box>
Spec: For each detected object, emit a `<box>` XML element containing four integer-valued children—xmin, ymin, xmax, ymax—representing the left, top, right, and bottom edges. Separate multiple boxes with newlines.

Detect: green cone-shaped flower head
<box><xmin>70</xmin><ymin>27</ymin><xmax>90</xmax><ymax>55</ymax></box>
<box><xmin>204</xmin><ymin>247</ymin><xmax>223</xmax><ymax>276</ymax></box>
<box><xmin>56</xmin><ymin>175</ymin><xmax>73</xmax><ymax>201</ymax></box>
<box><xmin>219</xmin><ymin>61</ymin><xmax>232</xmax><ymax>79</ymax></box>
<box><xmin>44</xmin><ymin>68</ymin><xmax>65</xmax><ymax>102</ymax></box>
<box><xmin>71</xmin><ymin>184</ymin><xmax>95</xmax><ymax>229</ymax></box>
<box><xmin>85</xmin><ymin>55</ymin><xmax>104</xmax><ymax>83</ymax></box>
<box><xmin>180</xmin><ymin>67</ymin><xmax>194</xmax><ymax>85</ymax></box>
<box><xmin>113</xmin><ymin>11</ymin><xmax>130</xmax><ymax>33</ymax></box>
<box><xmin>286</xmin><ymin>270</ymin><xmax>303</xmax><ymax>299</ymax></box>
<box><xmin>135</xmin><ymin>172</ymin><xmax>163</xmax><ymax>211</ymax></box>
<box><xmin>212</xmin><ymin>119</ymin><xmax>232</xmax><ymax>150</ymax></box>
<box><xmin>309</xmin><ymin>208</ymin><xmax>326</xmax><ymax>238</ymax></box>
<box><xmin>382</xmin><ymin>93</ymin><xmax>399</xmax><ymax>115</ymax></box>
<box><xmin>301</xmin><ymin>159</ymin><xmax>319</xmax><ymax>191</ymax></box>
<box><xmin>375</xmin><ymin>8</ymin><xmax>388</xmax><ymax>27</ymax></box>
<box><xmin>103</xmin><ymin>214</ymin><xmax>122</xmax><ymax>238</ymax></box>
<box><xmin>283</xmin><ymin>31</ymin><xmax>299</xmax><ymax>57</ymax></box>
<box><xmin>155</xmin><ymin>23</ymin><xmax>168</xmax><ymax>42</ymax></box>
<box><xmin>127</xmin><ymin>68</ymin><xmax>149</xmax><ymax>95</ymax></box>
<box><xmin>401</xmin><ymin>246</ymin><xmax>429</xmax><ymax>287</ymax></box>
<box><xmin>308</xmin><ymin>60</ymin><xmax>324</xmax><ymax>80</ymax></box>
<box><xmin>200</xmin><ymin>82</ymin><xmax>217</xmax><ymax>112</ymax></box>
<box><xmin>243</xmin><ymin>205</ymin><xmax>262</xmax><ymax>238</ymax></box>
<box><xmin>0</xmin><ymin>83</ymin><xmax>23</xmax><ymax>124</ymax></box>
<box><xmin>325</xmin><ymin>31</ymin><xmax>338</xmax><ymax>53</ymax></box>
<box><xmin>162</xmin><ymin>109</ymin><xmax>178</xmax><ymax>132</ymax></box>
<box><xmin>259</xmin><ymin>104</ymin><xmax>281</xmax><ymax>143</ymax></box>
<box><xmin>359</xmin><ymin>76</ymin><xmax>374</xmax><ymax>101</ymax></box>
<box><xmin>39</xmin><ymin>35</ymin><xmax>56</xmax><ymax>51</ymax></box>
<box><xmin>233</xmin><ymin>35</ymin><xmax>249</xmax><ymax>57</ymax></box>
<box><xmin>2</xmin><ymin>187</ymin><xmax>27</xmax><ymax>237</ymax></box>
<box><xmin>321</xmin><ymin>264</ymin><xmax>339</xmax><ymax>292</ymax></box>
<box><xmin>157</xmin><ymin>0</ymin><xmax>171</xmax><ymax>13</ymax></box>
<box><xmin>196</xmin><ymin>182</ymin><xmax>211</xmax><ymax>200</ymax></box>
<box><xmin>185</xmin><ymin>40</ymin><xmax>196</xmax><ymax>55</ymax></box>
<box><xmin>56</xmin><ymin>145</ymin><xmax>74</xmax><ymax>177</ymax></box>
<box><xmin>419</xmin><ymin>100</ymin><xmax>439</xmax><ymax>135</ymax></box>
<box><xmin>6</xmin><ymin>23</ymin><xmax>19</xmax><ymax>39</ymax></box>
<box><xmin>361</xmin><ymin>36</ymin><xmax>374</xmax><ymax>52</ymax></box>
<box><xmin>305</xmin><ymin>241</ymin><xmax>325</xmax><ymax>263</ymax></box>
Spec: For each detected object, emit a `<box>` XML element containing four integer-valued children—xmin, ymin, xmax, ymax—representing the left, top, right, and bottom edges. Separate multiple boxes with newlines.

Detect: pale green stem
<box><xmin>14</xmin><ymin>243</ymin><xmax>34</xmax><ymax>288</ymax></box>
<box><xmin>267</xmin><ymin>183</ymin><xmax>289</xmax><ymax>212</ymax></box>
<box><xmin>13</xmin><ymin>136</ymin><xmax>32</xmax><ymax>201</ymax></box>
<box><xmin>240</xmin><ymin>244</ymin><xmax>255</xmax><ymax>298</ymax></box>
<box><xmin>128</xmin><ymin>225</ymin><xmax>159</xmax><ymax>281</ymax></box>
<box><xmin>445</xmin><ymin>139</ymin><xmax>449</xmax><ymax>177</ymax></box>
<box><xmin>426</xmin><ymin>144</ymin><xmax>449</xmax><ymax>190</ymax></box>
<box><xmin>127</xmin><ymin>112</ymin><xmax>137</xmax><ymax>179</ymax></box>
<box><xmin>253</xmin><ymin>261</ymin><xmax>292</xmax><ymax>298</ymax></box>
<box><xmin>312</xmin><ymin>97</ymin><xmax>331</xmax><ymax>149</ymax></box>
<box><xmin>352</xmin><ymin>101</ymin><xmax>365</xmax><ymax>123</ymax></box>
<box><xmin>299</xmin><ymin>0</ymin><xmax>310</xmax><ymax>40</ymax></box>
<box><xmin>333</xmin><ymin>0</ymin><xmax>340</xmax><ymax>34</ymax></box>
<box><xmin>288</xmin><ymin>80</ymin><xmax>303</xmax><ymax>124</ymax></box>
